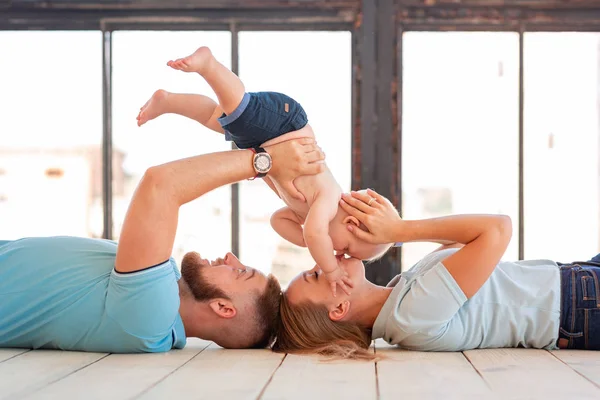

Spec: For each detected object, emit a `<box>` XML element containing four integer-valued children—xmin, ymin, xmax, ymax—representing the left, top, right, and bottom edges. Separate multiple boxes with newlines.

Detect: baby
<box><xmin>137</xmin><ymin>46</ymin><xmax>393</xmax><ymax>296</ymax></box>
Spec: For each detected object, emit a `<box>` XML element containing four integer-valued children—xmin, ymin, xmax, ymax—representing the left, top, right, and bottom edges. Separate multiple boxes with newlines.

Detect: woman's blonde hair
<box><xmin>272</xmin><ymin>292</ymin><xmax>376</xmax><ymax>361</ymax></box>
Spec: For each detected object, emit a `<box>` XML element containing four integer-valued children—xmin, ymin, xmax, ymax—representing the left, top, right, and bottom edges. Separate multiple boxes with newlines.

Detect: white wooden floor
<box><xmin>2</xmin><ymin>339</ymin><xmax>600</xmax><ymax>400</ymax></box>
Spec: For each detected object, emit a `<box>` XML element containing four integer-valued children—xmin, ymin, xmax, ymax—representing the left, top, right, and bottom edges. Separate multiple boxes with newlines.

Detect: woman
<box><xmin>274</xmin><ymin>189</ymin><xmax>600</xmax><ymax>360</ymax></box>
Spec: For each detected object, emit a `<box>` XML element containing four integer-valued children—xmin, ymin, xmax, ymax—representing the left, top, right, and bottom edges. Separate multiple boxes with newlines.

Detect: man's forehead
<box><xmin>252</xmin><ymin>269</ymin><xmax>269</xmax><ymax>286</ymax></box>
<box><xmin>256</xmin><ymin>269</ymin><xmax>268</xmax><ymax>280</ymax></box>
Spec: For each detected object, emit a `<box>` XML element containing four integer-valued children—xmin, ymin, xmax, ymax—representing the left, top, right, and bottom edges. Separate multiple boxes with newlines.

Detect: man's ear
<box><xmin>342</xmin><ymin>216</ymin><xmax>360</xmax><ymax>227</ymax></box>
<box><xmin>208</xmin><ymin>299</ymin><xmax>237</xmax><ymax>319</ymax></box>
<box><xmin>329</xmin><ymin>300</ymin><xmax>350</xmax><ymax>322</ymax></box>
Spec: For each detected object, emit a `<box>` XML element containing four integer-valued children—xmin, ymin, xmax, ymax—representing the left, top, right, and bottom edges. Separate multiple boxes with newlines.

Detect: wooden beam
<box><xmin>397</xmin><ymin>0</ymin><xmax>600</xmax><ymax>8</ymax></box>
<box><xmin>398</xmin><ymin>4</ymin><xmax>600</xmax><ymax>29</ymax></box>
<box><xmin>0</xmin><ymin>8</ymin><xmax>355</xmax><ymax>30</ymax></box>
<box><xmin>8</xmin><ymin>0</ymin><xmax>360</xmax><ymax>11</ymax></box>
<box><xmin>354</xmin><ymin>0</ymin><xmax>401</xmax><ymax>285</ymax></box>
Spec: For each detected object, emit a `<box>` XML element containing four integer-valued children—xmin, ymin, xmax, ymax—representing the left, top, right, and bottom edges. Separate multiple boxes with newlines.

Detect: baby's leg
<box><xmin>137</xmin><ymin>90</ymin><xmax>223</xmax><ymax>133</ymax></box>
<box><xmin>167</xmin><ymin>46</ymin><xmax>245</xmax><ymax>115</ymax></box>
<box><xmin>260</xmin><ymin>124</ymin><xmax>316</xmax><ymax>147</ymax></box>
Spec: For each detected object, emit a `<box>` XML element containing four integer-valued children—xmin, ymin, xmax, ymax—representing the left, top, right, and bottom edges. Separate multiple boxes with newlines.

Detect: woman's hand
<box><xmin>264</xmin><ymin>138</ymin><xmax>325</xmax><ymax>202</ymax></box>
<box><xmin>339</xmin><ymin>189</ymin><xmax>403</xmax><ymax>244</ymax></box>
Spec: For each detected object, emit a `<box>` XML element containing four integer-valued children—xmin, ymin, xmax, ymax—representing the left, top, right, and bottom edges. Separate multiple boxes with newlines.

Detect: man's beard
<box><xmin>181</xmin><ymin>252</ymin><xmax>230</xmax><ymax>302</ymax></box>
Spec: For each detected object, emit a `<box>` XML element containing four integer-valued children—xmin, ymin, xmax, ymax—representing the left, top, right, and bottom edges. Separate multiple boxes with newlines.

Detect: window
<box><xmin>112</xmin><ymin>31</ymin><xmax>232</xmax><ymax>264</ymax></box>
<box><xmin>401</xmin><ymin>32</ymin><xmax>520</xmax><ymax>270</ymax></box>
<box><xmin>0</xmin><ymin>31</ymin><xmax>102</xmax><ymax>239</ymax></box>
<box><xmin>524</xmin><ymin>33</ymin><xmax>600</xmax><ymax>261</ymax></box>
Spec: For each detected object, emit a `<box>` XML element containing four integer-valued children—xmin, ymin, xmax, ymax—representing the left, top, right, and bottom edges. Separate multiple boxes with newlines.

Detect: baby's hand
<box><xmin>323</xmin><ymin>266</ymin><xmax>353</xmax><ymax>297</ymax></box>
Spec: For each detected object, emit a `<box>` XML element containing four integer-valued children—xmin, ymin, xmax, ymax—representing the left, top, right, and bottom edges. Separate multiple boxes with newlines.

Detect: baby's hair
<box><xmin>365</xmin><ymin>243</ymin><xmax>394</xmax><ymax>264</ymax></box>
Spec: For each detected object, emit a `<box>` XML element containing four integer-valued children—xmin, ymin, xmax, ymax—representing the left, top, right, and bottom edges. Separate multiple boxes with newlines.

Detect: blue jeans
<box><xmin>558</xmin><ymin>253</ymin><xmax>600</xmax><ymax>349</ymax></box>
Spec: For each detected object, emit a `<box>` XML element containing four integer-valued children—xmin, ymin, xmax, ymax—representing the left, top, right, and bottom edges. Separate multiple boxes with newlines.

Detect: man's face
<box><xmin>181</xmin><ymin>251</ymin><xmax>268</xmax><ymax>301</ymax></box>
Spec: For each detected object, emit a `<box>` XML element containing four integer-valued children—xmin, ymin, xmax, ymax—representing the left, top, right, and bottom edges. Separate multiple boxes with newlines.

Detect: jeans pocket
<box><xmin>576</xmin><ymin>267</ymin><xmax>600</xmax><ymax>308</ymax></box>
<box><xmin>559</xmin><ymin>327</ymin><xmax>583</xmax><ymax>338</ymax></box>
<box><xmin>582</xmin><ymin>276</ymin><xmax>595</xmax><ymax>300</ymax></box>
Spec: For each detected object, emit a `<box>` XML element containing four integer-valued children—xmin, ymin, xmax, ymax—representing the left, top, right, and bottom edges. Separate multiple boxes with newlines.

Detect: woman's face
<box><xmin>285</xmin><ymin>256</ymin><xmax>367</xmax><ymax>307</ymax></box>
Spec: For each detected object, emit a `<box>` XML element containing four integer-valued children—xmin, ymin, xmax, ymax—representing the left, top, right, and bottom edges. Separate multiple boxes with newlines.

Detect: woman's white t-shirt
<box><xmin>372</xmin><ymin>248</ymin><xmax>561</xmax><ymax>351</ymax></box>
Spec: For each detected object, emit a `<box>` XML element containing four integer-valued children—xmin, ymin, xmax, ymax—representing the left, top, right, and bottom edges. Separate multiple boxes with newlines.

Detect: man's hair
<box><xmin>209</xmin><ymin>274</ymin><xmax>282</xmax><ymax>349</ymax></box>
<box><xmin>249</xmin><ymin>274</ymin><xmax>282</xmax><ymax>348</ymax></box>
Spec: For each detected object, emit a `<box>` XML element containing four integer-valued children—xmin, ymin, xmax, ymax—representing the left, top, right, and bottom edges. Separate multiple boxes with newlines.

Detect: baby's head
<box><xmin>329</xmin><ymin>207</ymin><xmax>393</xmax><ymax>262</ymax></box>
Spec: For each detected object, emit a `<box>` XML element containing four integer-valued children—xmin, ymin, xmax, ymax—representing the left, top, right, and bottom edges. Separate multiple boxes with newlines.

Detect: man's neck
<box><xmin>178</xmin><ymin>281</ymin><xmax>211</xmax><ymax>339</ymax></box>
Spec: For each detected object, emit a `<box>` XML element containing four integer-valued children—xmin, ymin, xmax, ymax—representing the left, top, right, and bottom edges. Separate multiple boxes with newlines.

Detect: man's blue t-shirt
<box><xmin>0</xmin><ymin>236</ymin><xmax>187</xmax><ymax>353</ymax></box>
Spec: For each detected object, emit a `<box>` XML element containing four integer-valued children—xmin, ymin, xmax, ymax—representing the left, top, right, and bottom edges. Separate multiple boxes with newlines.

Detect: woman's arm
<box><xmin>340</xmin><ymin>189</ymin><xmax>512</xmax><ymax>299</ymax></box>
<box><xmin>432</xmin><ymin>242</ymin><xmax>464</xmax><ymax>253</ymax></box>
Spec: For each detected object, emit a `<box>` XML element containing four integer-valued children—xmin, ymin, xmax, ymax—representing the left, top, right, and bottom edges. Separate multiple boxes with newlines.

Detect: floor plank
<box><xmin>551</xmin><ymin>350</ymin><xmax>600</xmax><ymax>389</ymax></box>
<box><xmin>376</xmin><ymin>344</ymin><xmax>494</xmax><ymax>400</ymax></box>
<box><xmin>0</xmin><ymin>349</ymin><xmax>28</xmax><ymax>363</ymax></box>
<box><xmin>25</xmin><ymin>339</ymin><xmax>211</xmax><ymax>400</ymax></box>
<box><xmin>465</xmin><ymin>348</ymin><xmax>600</xmax><ymax>399</ymax></box>
<box><xmin>0</xmin><ymin>350</ymin><xmax>107</xmax><ymax>400</ymax></box>
<box><xmin>2</xmin><ymin>345</ymin><xmax>600</xmax><ymax>399</ymax></box>
<box><xmin>261</xmin><ymin>351</ymin><xmax>377</xmax><ymax>400</ymax></box>
<box><xmin>137</xmin><ymin>343</ymin><xmax>285</xmax><ymax>400</ymax></box>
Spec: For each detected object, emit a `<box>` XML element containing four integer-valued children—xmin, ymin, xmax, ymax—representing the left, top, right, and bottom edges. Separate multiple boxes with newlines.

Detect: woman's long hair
<box><xmin>272</xmin><ymin>292</ymin><xmax>376</xmax><ymax>361</ymax></box>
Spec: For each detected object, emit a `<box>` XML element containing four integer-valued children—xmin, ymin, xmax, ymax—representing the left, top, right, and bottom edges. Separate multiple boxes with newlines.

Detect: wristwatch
<box><xmin>250</xmin><ymin>147</ymin><xmax>272</xmax><ymax>179</ymax></box>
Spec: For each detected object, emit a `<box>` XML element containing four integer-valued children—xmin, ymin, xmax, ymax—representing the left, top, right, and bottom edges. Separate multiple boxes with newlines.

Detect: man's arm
<box><xmin>115</xmin><ymin>139</ymin><xmax>324</xmax><ymax>273</ymax></box>
<box><xmin>271</xmin><ymin>207</ymin><xmax>306</xmax><ymax>247</ymax></box>
<box><xmin>115</xmin><ymin>151</ymin><xmax>255</xmax><ymax>272</ymax></box>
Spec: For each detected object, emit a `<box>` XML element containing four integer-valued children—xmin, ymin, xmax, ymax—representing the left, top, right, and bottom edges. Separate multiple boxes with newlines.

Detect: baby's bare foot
<box><xmin>166</xmin><ymin>46</ymin><xmax>214</xmax><ymax>74</ymax></box>
<box><xmin>137</xmin><ymin>90</ymin><xmax>169</xmax><ymax>127</ymax></box>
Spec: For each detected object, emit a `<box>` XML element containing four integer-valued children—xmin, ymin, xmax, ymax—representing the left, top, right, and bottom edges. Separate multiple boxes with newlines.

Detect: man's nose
<box><xmin>225</xmin><ymin>252</ymin><xmax>246</xmax><ymax>270</ymax></box>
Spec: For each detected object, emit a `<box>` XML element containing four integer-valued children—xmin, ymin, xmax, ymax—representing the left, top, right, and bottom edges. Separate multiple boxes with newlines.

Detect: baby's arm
<box><xmin>271</xmin><ymin>207</ymin><xmax>306</xmax><ymax>247</ymax></box>
<box><xmin>303</xmin><ymin>192</ymin><xmax>352</xmax><ymax>296</ymax></box>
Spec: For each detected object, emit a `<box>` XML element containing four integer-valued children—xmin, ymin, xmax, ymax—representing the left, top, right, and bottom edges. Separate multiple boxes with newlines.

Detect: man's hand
<box><xmin>264</xmin><ymin>138</ymin><xmax>325</xmax><ymax>202</ymax></box>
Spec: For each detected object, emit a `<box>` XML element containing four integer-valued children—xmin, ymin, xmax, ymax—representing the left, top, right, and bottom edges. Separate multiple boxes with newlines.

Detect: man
<box><xmin>0</xmin><ymin>138</ymin><xmax>325</xmax><ymax>352</ymax></box>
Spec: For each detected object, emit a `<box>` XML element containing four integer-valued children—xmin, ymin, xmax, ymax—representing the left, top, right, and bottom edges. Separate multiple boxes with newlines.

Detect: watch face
<box><xmin>254</xmin><ymin>153</ymin><xmax>272</xmax><ymax>173</ymax></box>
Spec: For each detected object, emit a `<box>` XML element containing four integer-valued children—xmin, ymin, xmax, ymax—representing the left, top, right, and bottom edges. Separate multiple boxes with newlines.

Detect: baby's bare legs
<box><xmin>260</xmin><ymin>124</ymin><xmax>316</xmax><ymax>147</ymax></box>
<box><xmin>137</xmin><ymin>90</ymin><xmax>223</xmax><ymax>133</ymax></box>
<box><xmin>167</xmin><ymin>46</ymin><xmax>245</xmax><ymax>115</ymax></box>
